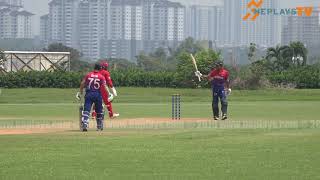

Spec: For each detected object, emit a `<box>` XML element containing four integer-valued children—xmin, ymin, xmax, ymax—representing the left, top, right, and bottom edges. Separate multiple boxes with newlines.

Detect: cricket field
<box><xmin>0</xmin><ymin>88</ymin><xmax>320</xmax><ymax>180</ymax></box>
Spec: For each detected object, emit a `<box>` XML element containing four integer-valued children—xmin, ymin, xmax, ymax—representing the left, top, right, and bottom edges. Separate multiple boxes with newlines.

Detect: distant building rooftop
<box><xmin>41</xmin><ymin>14</ymin><xmax>49</xmax><ymax>19</ymax></box>
<box><xmin>10</xmin><ymin>10</ymin><xmax>34</xmax><ymax>16</ymax></box>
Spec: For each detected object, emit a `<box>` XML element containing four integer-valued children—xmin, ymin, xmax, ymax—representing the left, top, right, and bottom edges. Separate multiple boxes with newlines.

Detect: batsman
<box><xmin>193</xmin><ymin>58</ymin><xmax>231</xmax><ymax>120</ymax></box>
<box><xmin>76</xmin><ymin>64</ymin><xmax>109</xmax><ymax>131</ymax></box>
<box><xmin>207</xmin><ymin>61</ymin><xmax>231</xmax><ymax>120</ymax></box>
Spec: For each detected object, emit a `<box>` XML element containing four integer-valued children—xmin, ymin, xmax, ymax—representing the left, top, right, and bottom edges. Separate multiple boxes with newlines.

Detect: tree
<box><xmin>45</xmin><ymin>43</ymin><xmax>84</xmax><ymax>71</ymax></box>
<box><xmin>239</xmin><ymin>44</ymin><xmax>271</xmax><ymax>89</ymax></box>
<box><xmin>266</xmin><ymin>42</ymin><xmax>308</xmax><ymax>71</ymax></box>
<box><xmin>150</xmin><ymin>48</ymin><xmax>173</xmax><ymax>70</ymax></box>
<box><xmin>176</xmin><ymin>49</ymin><xmax>220</xmax><ymax>88</ymax></box>
<box><xmin>266</xmin><ymin>45</ymin><xmax>291</xmax><ymax>71</ymax></box>
<box><xmin>174</xmin><ymin>37</ymin><xmax>204</xmax><ymax>55</ymax></box>
<box><xmin>289</xmin><ymin>41</ymin><xmax>308</xmax><ymax>66</ymax></box>
<box><xmin>151</xmin><ymin>48</ymin><xmax>167</xmax><ymax>60</ymax></box>
<box><xmin>164</xmin><ymin>37</ymin><xmax>205</xmax><ymax>70</ymax></box>
<box><xmin>136</xmin><ymin>52</ymin><xmax>165</xmax><ymax>71</ymax></box>
<box><xmin>248</xmin><ymin>43</ymin><xmax>257</xmax><ymax>62</ymax></box>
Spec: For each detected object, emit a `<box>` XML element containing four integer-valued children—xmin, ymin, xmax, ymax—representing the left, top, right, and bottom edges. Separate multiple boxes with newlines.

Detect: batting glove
<box><xmin>108</xmin><ymin>93</ymin><xmax>114</xmax><ymax>102</ymax></box>
<box><xmin>76</xmin><ymin>92</ymin><xmax>81</xmax><ymax>100</ymax></box>
<box><xmin>195</xmin><ymin>71</ymin><xmax>203</xmax><ymax>78</ymax></box>
<box><xmin>226</xmin><ymin>88</ymin><xmax>232</xmax><ymax>96</ymax></box>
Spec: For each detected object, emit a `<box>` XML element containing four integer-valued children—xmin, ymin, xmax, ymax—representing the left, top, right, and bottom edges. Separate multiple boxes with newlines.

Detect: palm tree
<box><xmin>266</xmin><ymin>45</ymin><xmax>291</xmax><ymax>71</ymax></box>
<box><xmin>289</xmin><ymin>41</ymin><xmax>308</xmax><ymax>66</ymax></box>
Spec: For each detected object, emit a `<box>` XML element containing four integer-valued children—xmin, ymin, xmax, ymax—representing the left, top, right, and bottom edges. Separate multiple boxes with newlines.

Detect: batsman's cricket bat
<box><xmin>190</xmin><ymin>54</ymin><xmax>198</xmax><ymax>71</ymax></box>
<box><xmin>78</xmin><ymin>98</ymin><xmax>83</xmax><ymax>130</ymax></box>
<box><xmin>190</xmin><ymin>54</ymin><xmax>201</xmax><ymax>82</ymax></box>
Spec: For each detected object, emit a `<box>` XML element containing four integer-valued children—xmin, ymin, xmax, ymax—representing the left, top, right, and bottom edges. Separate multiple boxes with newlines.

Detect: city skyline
<box><xmin>25</xmin><ymin>0</ymin><xmax>320</xmax><ymax>36</ymax></box>
<box><xmin>1</xmin><ymin>0</ymin><xmax>319</xmax><ymax>64</ymax></box>
<box><xmin>41</xmin><ymin>0</ymin><xmax>186</xmax><ymax>60</ymax></box>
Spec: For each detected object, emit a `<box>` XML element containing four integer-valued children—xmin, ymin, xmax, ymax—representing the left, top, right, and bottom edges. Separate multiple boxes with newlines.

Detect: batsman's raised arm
<box><xmin>205</xmin><ymin>74</ymin><xmax>213</xmax><ymax>81</ymax></box>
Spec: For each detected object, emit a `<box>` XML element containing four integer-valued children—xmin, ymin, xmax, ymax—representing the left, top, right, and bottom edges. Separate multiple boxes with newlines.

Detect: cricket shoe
<box><xmin>110</xmin><ymin>113</ymin><xmax>120</xmax><ymax>119</ymax></box>
<box><xmin>81</xmin><ymin>122</ymin><xmax>88</xmax><ymax>132</ymax></box>
<box><xmin>222</xmin><ymin>114</ymin><xmax>228</xmax><ymax>120</ymax></box>
<box><xmin>213</xmin><ymin>116</ymin><xmax>219</xmax><ymax>121</ymax></box>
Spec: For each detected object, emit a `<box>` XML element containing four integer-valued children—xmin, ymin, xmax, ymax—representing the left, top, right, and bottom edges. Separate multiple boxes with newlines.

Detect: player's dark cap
<box><xmin>94</xmin><ymin>63</ymin><xmax>101</xmax><ymax>70</ymax></box>
<box><xmin>214</xmin><ymin>61</ymin><xmax>223</xmax><ymax>67</ymax></box>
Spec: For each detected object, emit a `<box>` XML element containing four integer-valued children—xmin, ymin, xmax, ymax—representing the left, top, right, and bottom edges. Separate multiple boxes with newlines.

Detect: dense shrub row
<box><xmin>0</xmin><ymin>70</ymin><xmax>178</xmax><ymax>88</ymax></box>
<box><xmin>268</xmin><ymin>65</ymin><xmax>320</xmax><ymax>88</ymax></box>
<box><xmin>0</xmin><ymin>65</ymin><xmax>319</xmax><ymax>89</ymax></box>
<box><xmin>0</xmin><ymin>71</ymin><xmax>83</xmax><ymax>88</ymax></box>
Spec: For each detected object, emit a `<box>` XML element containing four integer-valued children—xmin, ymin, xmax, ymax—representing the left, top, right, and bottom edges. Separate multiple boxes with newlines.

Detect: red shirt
<box><xmin>83</xmin><ymin>71</ymin><xmax>106</xmax><ymax>92</ymax></box>
<box><xmin>99</xmin><ymin>69</ymin><xmax>114</xmax><ymax>88</ymax></box>
<box><xmin>209</xmin><ymin>68</ymin><xmax>229</xmax><ymax>88</ymax></box>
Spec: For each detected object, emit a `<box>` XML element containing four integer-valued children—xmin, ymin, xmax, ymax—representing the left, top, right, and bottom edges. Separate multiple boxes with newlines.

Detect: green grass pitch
<box><xmin>0</xmin><ymin>88</ymin><xmax>320</xmax><ymax>180</ymax></box>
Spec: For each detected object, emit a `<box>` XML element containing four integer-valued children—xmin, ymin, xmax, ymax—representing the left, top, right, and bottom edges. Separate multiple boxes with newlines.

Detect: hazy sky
<box><xmin>24</xmin><ymin>0</ymin><xmax>320</xmax><ymax>36</ymax></box>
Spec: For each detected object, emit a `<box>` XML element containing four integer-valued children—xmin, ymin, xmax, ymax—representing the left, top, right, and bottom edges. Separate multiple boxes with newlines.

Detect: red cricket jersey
<box><xmin>209</xmin><ymin>68</ymin><xmax>229</xmax><ymax>88</ymax></box>
<box><xmin>83</xmin><ymin>71</ymin><xmax>106</xmax><ymax>92</ymax></box>
<box><xmin>99</xmin><ymin>69</ymin><xmax>114</xmax><ymax>88</ymax></box>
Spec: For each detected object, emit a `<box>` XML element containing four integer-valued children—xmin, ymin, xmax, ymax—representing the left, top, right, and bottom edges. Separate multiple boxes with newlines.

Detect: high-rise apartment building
<box><xmin>78</xmin><ymin>0</ymin><xmax>109</xmax><ymax>59</ymax></box>
<box><xmin>240</xmin><ymin>0</ymin><xmax>280</xmax><ymax>47</ymax></box>
<box><xmin>40</xmin><ymin>14</ymin><xmax>49</xmax><ymax>46</ymax></box>
<box><xmin>0</xmin><ymin>0</ymin><xmax>23</xmax><ymax>9</ymax></box>
<box><xmin>223</xmin><ymin>0</ymin><xmax>241</xmax><ymax>46</ymax></box>
<box><xmin>48</xmin><ymin>0</ymin><xmax>80</xmax><ymax>48</ymax></box>
<box><xmin>103</xmin><ymin>0</ymin><xmax>144</xmax><ymax>60</ymax></box>
<box><xmin>282</xmin><ymin>10</ymin><xmax>320</xmax><ymax>47</ymax></box>
<box><xmin>222</xmin><ymin>0</ymin><xmax>280</xmax><ymax>47</ymax></box>
<box><xmin>142</xmin><ymin>0</ymin><xmax>184</xmax><ymax>54</ymax></box>
<box><xmin>42</xmin><ymin>0</ymin><xmax>185</xmax><ymax>61</ymax></box>
<box><xmin>0</xmin><ymin>0</ymin><xmax>33</xmax><ymax>39</ymax></box>
<box><xmin>186</xmin><ymin>5</ymin><xmax>224</xmax><ymax>43</ymax></box>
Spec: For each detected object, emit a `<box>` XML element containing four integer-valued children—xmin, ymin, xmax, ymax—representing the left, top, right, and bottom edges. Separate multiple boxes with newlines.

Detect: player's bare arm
<box><xmin>225</xmin><ymin>79</ymin><xmax>230</xmax><ymax>89</ymax></box>
<box><xmin>76</xmin><ymin>79</ymin><xmax>86</xmax><ymax>100</ymax></box>
<box><xmin>79</xmin><ymin>79</ymin><xmax>86</xmax><ymax>94</ymax></box>
<box><xmin>207</xmin><ymin>74</ymin><xmax>213</xmax><ymax>82</ymax></box>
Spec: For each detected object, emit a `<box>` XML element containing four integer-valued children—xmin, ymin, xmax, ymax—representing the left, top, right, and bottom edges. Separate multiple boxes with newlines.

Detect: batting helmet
<box><xmin>100</xmin><ymin>61</ymin><xmax>109</xmax><ymax>69</ymax></box>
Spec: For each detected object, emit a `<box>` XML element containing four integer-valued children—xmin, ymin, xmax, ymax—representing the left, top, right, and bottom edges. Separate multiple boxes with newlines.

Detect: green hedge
<box><xmin>1</xmin><ymin>66</ymin><xmax>319</xmax><ymax>89</ymax></box>
<box><xmin>0</xmin><ymin>71</ymin><xmax>82</xmax><ymax>88</ymax></box>
<box><xmin>0</xmin><ymin>70</ymin><xmax>177</xmax><ymax>88</ymax></box>
<box><xmin>268</xmin><ymin>65</ymin><xmax>320</xmax><ymax>88</ymax></box>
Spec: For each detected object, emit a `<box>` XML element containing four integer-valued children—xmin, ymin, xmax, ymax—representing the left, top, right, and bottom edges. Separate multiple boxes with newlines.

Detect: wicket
<box><xmin>172</xmin><ymin>94</ymin><xmax>181</xmax><ymax>120</ymax></box>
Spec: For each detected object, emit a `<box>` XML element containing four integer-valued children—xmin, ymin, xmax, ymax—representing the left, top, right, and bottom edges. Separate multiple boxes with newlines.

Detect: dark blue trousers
<box><xmin>82</xmin><ymin>91</ymin><xmax>104</xmax><ymax>129</ymax></box>
<box><xmin>212</xmin><ymin>87</ymin><xmax>228</xmax><ymax>117</ymax></box>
